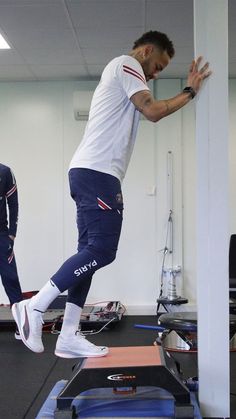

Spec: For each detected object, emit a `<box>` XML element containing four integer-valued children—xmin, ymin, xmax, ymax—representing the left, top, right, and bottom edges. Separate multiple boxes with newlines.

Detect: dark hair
<box><xmin>133</xmin><ymin>30</ymin><xmax>175</xmax><ymax>58</ymax></box>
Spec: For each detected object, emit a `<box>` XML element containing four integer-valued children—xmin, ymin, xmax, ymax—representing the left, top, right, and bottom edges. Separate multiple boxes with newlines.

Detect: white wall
<box><xmin>0</xmin><ymin>79</ymin><xmax>235</xmax><ymax>313</ymax></box>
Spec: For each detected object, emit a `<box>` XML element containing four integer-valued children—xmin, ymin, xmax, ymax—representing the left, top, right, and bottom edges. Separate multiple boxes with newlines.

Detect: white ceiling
<box><xmin>0</xmin><ymin>0</ymin><xmax>235</xmax><ymax>82</ymax></box>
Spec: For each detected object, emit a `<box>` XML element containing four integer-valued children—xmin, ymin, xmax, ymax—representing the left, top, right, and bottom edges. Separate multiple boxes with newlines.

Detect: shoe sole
<box><xmin>12</xmin><ymin>303</ymin><xmax>44</xmax><ymax>353</ymax></box>
<box><xmin>54</xmin><ymin>349</ymin><xmax>109</xmax><ymax>359</ymax></box>
<box><xmin>14</xmin><ymin>333</ymin><xmax>22</xmax><ymax>340</ymax></box>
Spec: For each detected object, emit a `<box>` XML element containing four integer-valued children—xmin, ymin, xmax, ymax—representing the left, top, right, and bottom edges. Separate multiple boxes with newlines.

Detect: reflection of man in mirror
<box><xmin>0</xmin><ymin>163</ymin><xmax>23</xmax><ymax>338</ymax></box>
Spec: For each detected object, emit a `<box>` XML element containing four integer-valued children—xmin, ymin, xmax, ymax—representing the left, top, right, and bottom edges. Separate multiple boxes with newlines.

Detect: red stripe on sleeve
<box><xmin>6</xmin><ymin>184</ymin><xmax>17</xmax><ymax>198</ymax></box>
<box><xmin>123</xmin><ymin>65</ymin><xmax>146</xmax><ymax>84</ymax></box>
<box><xmin>123</xmin><ymin>68</ymin><xmax>146</xmax><ymax>84</ymax></box>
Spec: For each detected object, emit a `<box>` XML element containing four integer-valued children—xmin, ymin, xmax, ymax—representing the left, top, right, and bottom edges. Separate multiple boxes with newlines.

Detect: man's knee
<box><xmin>104</xmin><ymin>248</ymin><xmax>117</xmax><ymax>265</ymax></box>
<box><xmin>89</xmin><ymin>243</ymin><xmax>117</xmax><ymax>267</ymax></box>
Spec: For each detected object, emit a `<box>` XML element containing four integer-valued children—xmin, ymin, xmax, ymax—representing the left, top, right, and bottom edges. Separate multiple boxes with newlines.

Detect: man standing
<box><xmin>0</xmin><ymin>163</ymin><xmax>23</xmax><ymax>338</ymax></box>
<box><xmin>12</xmin><ymin>31</ymin><xmax>211</xmax><ymax>357</ymax></box>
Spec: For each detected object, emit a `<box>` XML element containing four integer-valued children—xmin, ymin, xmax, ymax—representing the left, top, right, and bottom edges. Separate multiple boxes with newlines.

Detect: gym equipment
<box><xmin>155</xmin><ymin>234</ymin><xmax>236</xmax><ymax>351</ymax></box>
<box><xmin>157</xmin><ymin>312</ymin><xmax>236</xmax><ymax>352</ymax></box>
<box><xmin>80</xmin><ymin>301</ymin><xmax>124</xmax><ymax>329</ymax></box>
<box><xmin>157</xmin><ymin>152</ymin><xmax>188</xmax><ymax>314</ymax></box>
<box><xmin>156</xmin><ymin>266</ymin><xmax>188</xmax><ymax>312</ymax></box>
<box><xmin>229</xmin><ymin>234</ymin><xmax>236</xmax><ymax>314</ymax></box>
<box><xmin>51</xmin><ymin>346</ymin><xmax>197</xmax><ymax>418</ymax></box>
<box><xmin>0</xmin><ymin>298</ymin><xmax>124</xmax><ymax>333</ymax></box>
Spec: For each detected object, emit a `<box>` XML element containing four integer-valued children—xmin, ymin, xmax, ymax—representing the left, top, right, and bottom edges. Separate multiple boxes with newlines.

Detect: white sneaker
<box><xmin>12</xmin><ymin>299</ymin><xmax>44</xmax><ymax>353</ymax></box>
<box><xmin>55</xmin><ymin>332</ymin><xmax>109</xmax><ymax>358</ymax></box>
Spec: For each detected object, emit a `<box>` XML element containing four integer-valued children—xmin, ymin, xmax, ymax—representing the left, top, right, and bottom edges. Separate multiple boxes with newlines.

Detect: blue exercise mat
<box><xmin>36</xmin><ymin>380</ymin><xmax>202</xmax><ymax>418</ymax></box>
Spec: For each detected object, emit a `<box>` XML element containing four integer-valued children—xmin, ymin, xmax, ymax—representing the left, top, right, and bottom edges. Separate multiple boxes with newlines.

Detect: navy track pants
<box><xmin>51</xmin><ymin>168</ymin><xmax>123</xmax><ymax>308</ymax></box>
<box><xmin>0</xmin><ymin>233</ymin><xmax>22</xmax><ymax>305</ymax></box>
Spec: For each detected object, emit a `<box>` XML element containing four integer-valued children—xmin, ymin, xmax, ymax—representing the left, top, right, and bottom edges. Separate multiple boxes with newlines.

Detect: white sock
<box><xmin>29</xmin><ymin>280</ymin><xmax>61</xmax><ymax>312</ymax></box>
<box><xmin>60</xmin><ymin>302</ymin><xmax>82</xmax><ymax>338</ymax></box>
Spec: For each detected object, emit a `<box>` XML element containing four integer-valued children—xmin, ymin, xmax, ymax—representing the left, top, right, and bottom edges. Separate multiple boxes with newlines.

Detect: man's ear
<box><xmin>143</xmin><ymin>44</ymin><xmax>154</xmax><ymax>58</ymax></box>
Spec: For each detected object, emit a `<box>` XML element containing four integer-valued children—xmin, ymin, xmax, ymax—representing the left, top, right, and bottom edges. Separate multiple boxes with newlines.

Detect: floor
<box><xmin>0</xmin><ymin>315</ymin><xmax>235</xmax><ymax>419</ymax></box>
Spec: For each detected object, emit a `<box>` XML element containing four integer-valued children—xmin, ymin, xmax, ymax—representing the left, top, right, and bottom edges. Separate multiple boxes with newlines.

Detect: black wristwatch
<box><xmin>182</xmin><ymin>86</ymin><xmax>196</xmax><ymax>99</ymax></box>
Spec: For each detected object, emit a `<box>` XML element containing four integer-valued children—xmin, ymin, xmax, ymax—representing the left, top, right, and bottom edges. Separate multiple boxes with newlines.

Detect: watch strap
<box><xmin>182</xmin><ymin>86</ymin><xmax>196</xmax><ymax>99</ymax></box>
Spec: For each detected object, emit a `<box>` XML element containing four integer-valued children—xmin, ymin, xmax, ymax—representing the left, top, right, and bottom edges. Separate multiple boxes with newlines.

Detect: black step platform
<box><xmin>54</xmin><ymin>346</ymin><xmax>195</xmax><ymax>418</ymax></box>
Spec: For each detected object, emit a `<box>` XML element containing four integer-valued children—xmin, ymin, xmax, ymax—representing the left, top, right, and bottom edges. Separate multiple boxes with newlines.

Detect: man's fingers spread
<box><xmin>200</xmin><ymin>62</ymin><xmax>209</xmax><ymax>73</ymax></box>
<box><xmin>189</xmin><ymin>60</ymin><xmax>195</xmax><ymax>72</ymax></box>
<box><xmin>203</xmin><ymin>70</ymin><xmax>212</xmax><ymax>79</ymax></box>
<box><xmin>195</xmin><ymin>56</ymin><xmax>203</xmax><ymax>69</ymax></box>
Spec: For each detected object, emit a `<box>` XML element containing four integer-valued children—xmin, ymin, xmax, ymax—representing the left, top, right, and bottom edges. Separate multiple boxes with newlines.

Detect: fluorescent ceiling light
<box><xmin>0</xmin><ymin>33</ymin><xmax>10</xmax><ymax>49</ymax></box>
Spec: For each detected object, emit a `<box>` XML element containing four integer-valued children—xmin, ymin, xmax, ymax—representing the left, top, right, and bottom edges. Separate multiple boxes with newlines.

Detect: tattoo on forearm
<box><xmin>164</xmin><ymin>100</ymin><xmax>170</xmax><ymax>113</ymax></box>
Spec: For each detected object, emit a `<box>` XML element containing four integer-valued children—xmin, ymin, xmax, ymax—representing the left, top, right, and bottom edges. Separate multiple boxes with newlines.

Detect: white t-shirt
<box><xmin>69</xmin><ymin>55</ymin><xmax>150</xmax><ymax>182</ymax></box>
